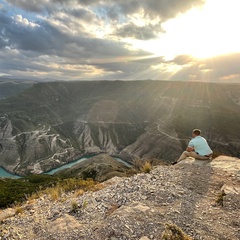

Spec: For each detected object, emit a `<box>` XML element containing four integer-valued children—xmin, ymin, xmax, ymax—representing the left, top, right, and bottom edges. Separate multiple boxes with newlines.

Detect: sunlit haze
<box><xmin>0</xmin><ymin>0</ymin><xmax>239</xmax><ymax>82</ymax></box>
<box><xmin>134</xmin><ymin>0</ymin><xmax>240</xmax><ymax>60</ymax></box>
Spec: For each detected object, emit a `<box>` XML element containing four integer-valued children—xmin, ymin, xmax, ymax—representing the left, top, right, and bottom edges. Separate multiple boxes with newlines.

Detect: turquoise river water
<box><xmin>0</xmin><ymin>156</ymin><xmax>131</xmax><ymax>178</ymax></box>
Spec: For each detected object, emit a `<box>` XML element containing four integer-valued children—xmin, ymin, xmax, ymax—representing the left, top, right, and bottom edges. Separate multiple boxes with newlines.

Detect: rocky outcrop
<box><xmin>0</xmin><ymin>117</ymin><xmax>76</xmax><ymax>175</ymax></box>
<box><xmin>119</xmin><ymin>130</ymin><xmax>183</xmax><ymax>163</ymax></box>
<box><xmin>74</xmin><ymin>123</ymin><xmax>119</xmax><ymax>155</ymax></box>
<box><xmin>54</xmin><ymin>154</ymin><xmax>130</xmax><ymax>181</ymax></box>
<box><xmin>0</xmin><ymin>155</ymin><xmax>239</xmax><ymax>239</ymax></box>
<box><xmin>0</xmin><ymin>117</ymin><xmax>13</xmax><ymax>139</ymax></box>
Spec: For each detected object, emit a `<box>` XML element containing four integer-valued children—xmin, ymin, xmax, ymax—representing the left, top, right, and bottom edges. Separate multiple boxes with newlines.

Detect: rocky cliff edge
<box><xmin>0</xmin><ymin>155</ymin><xmax>240</xmax><ymax>240</ymax></box>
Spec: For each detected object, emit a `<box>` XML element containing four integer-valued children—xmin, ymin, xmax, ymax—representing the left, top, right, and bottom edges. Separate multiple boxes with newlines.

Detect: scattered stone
<box><xmin>139</xmin><ymin>237</ymin><xmax>150</xmax><ymax>240</ymax></box>
<box><xmin>221</xmin><ymin>184</ymin><xmax>240</xmax><ymax>195</ymax></box>
<box><xmin>1</xmin><ymin>157</ymin><xmax>240</xmax><ymax>239</ymax></box>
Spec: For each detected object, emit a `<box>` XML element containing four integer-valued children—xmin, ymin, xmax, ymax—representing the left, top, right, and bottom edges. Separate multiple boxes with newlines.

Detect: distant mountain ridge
<box><xmin>0</xmin><ymin>78</ymin><xmax>35</xmax><ymax>100</ymax></box>
<box><xmin>0</xmin><ymin>80</ymin><xmax>240</xmax><ymax>175</ymax></box>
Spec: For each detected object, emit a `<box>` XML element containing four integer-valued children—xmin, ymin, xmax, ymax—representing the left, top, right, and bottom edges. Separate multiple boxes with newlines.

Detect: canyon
<box><xmin>0</xmin><ymin>80</ymin><xmax>240</xmax><ymax>175</ymax></box>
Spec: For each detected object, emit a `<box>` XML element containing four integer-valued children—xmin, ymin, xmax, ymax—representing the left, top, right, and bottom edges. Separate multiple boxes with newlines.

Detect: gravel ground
<box><xmin>1</xmin><ymin>157</ymin><xmax>240</xmax><ymax>240</ymax></box>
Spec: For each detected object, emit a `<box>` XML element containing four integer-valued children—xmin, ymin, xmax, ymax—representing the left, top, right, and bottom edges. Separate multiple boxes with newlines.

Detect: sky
<box><xmin>0</xmin><ymin>0</ymin><xmax>240</xmax><ymax>82</ymax></box>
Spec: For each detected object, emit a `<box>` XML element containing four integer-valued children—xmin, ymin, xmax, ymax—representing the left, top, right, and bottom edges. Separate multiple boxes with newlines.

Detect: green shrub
<box><xmin>0</xmin><ymin>174</ymin><xmax>100</xmax><ymax>208</ymax></box>
<box><xmin>0</xmin><ymin>178</ymin><xmax>39</xmax><ymax>208</ymax></box>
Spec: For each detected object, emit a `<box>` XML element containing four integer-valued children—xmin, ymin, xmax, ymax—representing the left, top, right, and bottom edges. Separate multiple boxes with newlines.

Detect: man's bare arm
<box><xmin>186</xmin><ymin>146</ymin><xmax>194</xmax><ymax>152</ymax></box>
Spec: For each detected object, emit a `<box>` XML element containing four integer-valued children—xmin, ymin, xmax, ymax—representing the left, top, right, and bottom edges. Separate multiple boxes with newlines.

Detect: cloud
<box><xmin>64</xmin><ymin>8</ymin><xmax>96</xmax><ymax>22</ymax></box>
<box><xmin>1</xmin><ymin>0</ymin><xmax>239</xmax><ymax>82</ymax></box>
<box><xmin>0</xmin><ymin>13</ymin><xmax>64</xmax><ymax>53</ymax></box>
<box><xmin>142</xmin><ymin>0</ymin><xmax>205</xmax><ymax>19</ymax></box>
<box><xmin>4</xmin><ymin>0</ymin><xmax>205</xmax><ymax>45</ymax></box>
<box><xmin>220</xmin><ymin>74</ymin><xmax>240</xmax><ymax>82</ymax></box>
<box><xmin>114</xmin><ymin>22</ymin><xmax>162</xmax><ymax>40</ymax></box>
<box><xmin>6</xmin><ymin>0</ymin><xmax>204</xmax><ymax>19</ymax></box>
<box><xmin>87</xmin><ymin>0</ymin><xmax>205</xmax><ymax>20</ymax></box>
<box><xmin>0</xmin><ymin>8</ymin><xmax>154</xmax><ymax>80</ymax></box>
<box><xmin>171</xmin><ymin>55</ymin><xmax>195</xmax><ymax>65</ymax></box>
<box><xmin>169</xmin><ymin>53</ymin><xmax>240</xmax><ymax>82</ymax></box>
<box><xmin>0</xmin><ymin>10</ymin><xmax>138</xmax><ymax>58</ymax></box>
<box><xmin>6</xmin><ymin>0</ymin><xmax>49</xmax><ymax>12</ymax></box>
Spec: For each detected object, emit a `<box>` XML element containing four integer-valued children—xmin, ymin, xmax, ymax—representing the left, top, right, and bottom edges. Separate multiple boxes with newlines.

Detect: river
<box><xmin>45</xmin><ymin>156</ymin><xmax>90</xmax><ymax>175</ymax></box>
<box><xmin>0</xmin><ymin>155</ymin><xmax>132</xmax><ymax>178</ymax></box>
<box><xmin>0</xmin><ymin>167</ymin><xmax>21</xmax><ymax>179</ymax></box>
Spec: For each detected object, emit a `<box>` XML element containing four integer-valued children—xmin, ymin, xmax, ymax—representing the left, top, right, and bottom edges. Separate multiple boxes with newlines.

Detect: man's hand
<box><xmin>186</xmin><ymin>146</ymin><xmax>194</xmax><ymax>152</ymax></box>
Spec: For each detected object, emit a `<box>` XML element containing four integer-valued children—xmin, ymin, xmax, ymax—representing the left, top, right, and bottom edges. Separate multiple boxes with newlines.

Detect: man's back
<box><xmin>189</xmin><ymin>136</ymin><xmax>212</xmax><ymax>156</ymax></box>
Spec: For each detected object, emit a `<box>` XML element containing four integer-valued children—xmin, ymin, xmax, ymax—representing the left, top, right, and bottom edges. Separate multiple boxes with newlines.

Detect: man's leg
<box><xmin>188</xmin><ymin>152</ymin><xmax>210</xmax><ymax>160</ymax></box>
<box><xmin>173</xmin><ymin>151</ymin><xmax>211</xmax><ymax>165</ymax></box>
<box><xmin>177</xmin><ymin>151</ymin><xmax>191</xmax><ymax>162</ymax></box>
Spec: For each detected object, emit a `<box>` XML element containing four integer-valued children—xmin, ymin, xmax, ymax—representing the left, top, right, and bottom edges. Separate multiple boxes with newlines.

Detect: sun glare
<box><xmin>133</xmin><ymin>0</ymin><xmax>240</xmax><ymax>60</ymax></box>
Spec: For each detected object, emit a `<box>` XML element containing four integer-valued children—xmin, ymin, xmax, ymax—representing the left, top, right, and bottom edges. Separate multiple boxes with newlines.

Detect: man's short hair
<box><xmin>193</xmin><ymin>129</ymin><xmax>201</xmax><ymax>135</ymax></box>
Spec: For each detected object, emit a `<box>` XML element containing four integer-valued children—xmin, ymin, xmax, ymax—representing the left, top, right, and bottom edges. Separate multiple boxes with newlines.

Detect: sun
<box><xmin>178</xmin><ymin>0</ymin><xmax>240</xmax><ymax>59</ymax></box>
<box><xmin>131</xmin><ymin>0</ymin><xmax>240</xmax><ymax>60</ymax></box>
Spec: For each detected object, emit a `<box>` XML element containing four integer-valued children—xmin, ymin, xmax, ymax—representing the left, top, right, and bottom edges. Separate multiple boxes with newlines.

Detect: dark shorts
<box><xmin>196</xmin><ymin>152</ymin><xmax>212</xmax><ymax>157</ymax></box>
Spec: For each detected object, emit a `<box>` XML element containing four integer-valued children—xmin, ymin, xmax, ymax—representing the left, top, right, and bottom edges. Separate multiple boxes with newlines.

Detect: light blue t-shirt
<box><xmin>188</xmin><ymin>136</ymin><xmax>213</xmax><ymax>156</ymax></box>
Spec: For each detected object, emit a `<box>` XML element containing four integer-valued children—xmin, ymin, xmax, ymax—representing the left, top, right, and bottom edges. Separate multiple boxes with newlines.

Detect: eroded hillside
<box><xmin>1</xmin><ymin>81</ymin><xmax>240</xmax><ymax>174</ymax></box>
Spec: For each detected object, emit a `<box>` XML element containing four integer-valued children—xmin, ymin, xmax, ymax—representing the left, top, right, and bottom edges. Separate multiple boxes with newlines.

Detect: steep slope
<box><xmin>0</xmin><ymin>79</ymin><xmax>35</xmax><ymax>100</ymax></box>
<box><xmin>54</xmin><ymin>154</ymin><xmax>130</xmax><ymax>181</ymax></box>
<box><xmin>1</xmin><ymin>81</ymin><xmax>240</xmax><ymax>174</ymax></box>
<box><xmin>1</xmin><ymin>156</ymin><xmax>240</xmax><ymax>239</ymax></box>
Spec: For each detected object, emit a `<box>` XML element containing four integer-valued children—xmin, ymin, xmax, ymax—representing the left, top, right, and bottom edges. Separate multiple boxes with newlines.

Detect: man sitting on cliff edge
<box><xmin>172</xmin><ymin>129</ymin><xmax>213</xmax><ymax>165</ymax></box>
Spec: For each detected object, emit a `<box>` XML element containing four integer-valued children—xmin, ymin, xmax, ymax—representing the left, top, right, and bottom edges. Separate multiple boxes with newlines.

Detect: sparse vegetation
<box><xmin>132</xmin><ymin>158</ymin><xmax>166</xmax><ymax>174</ymax></box>
<box><xmin>46</xmin><ymin>187</ymin><xmax>61</xmax><ymax>201</ymax></box>
<box><xmin>0</xmin><ymin>174</ymin><xmax>99</xmax><ymax>208</ymax></box>
<box><xmin>141</xmin><ymin>161</ymin><xmax>152</xmax><ymax>173</ymax></box>
<box><xmin>70</xmin><ymin>201</ymin><xmax>79</xmax><ymax>213</ymax></box>
<box><xmin>161</xmin><ymin>223</ymin><xmax>192</xmax><ymax>240</ymax></box>
<box><xmin>82</xmin><ymin>200</ymin><xmax>88</xmax><ymax>209</ymax></box>
<box><xmin>42</xmin><ymin>178</ymin><xmax>100</xmax><ymax>201</ymax></box>
<box><xmin>216</xmin><ymin>190</ymin><xmax>226</xmax><ymax>207</ymax></box>
<box><xmin>15</xmin><ymin>206</ymin><xmax>24</xmax><ymax>215</ymax></box>
<box><xmin>132</xmin><ymin>159</ymin><xmax>153</xmax><ymax>173</ymax></box>
<box><xmin>27</xmin><ymin>192</ymin><xmax>40</xmax><ymax>202</ymax></box>
<box><xmin>75</xmin><ymin>189</ymin><xmax>85</xmax><ymax>197</ymax></box>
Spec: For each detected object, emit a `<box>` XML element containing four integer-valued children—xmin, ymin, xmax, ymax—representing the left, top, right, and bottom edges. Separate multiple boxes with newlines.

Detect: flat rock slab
<box><xmin>47</xmin><ymin>214</ymin><xmax>82</xmax><ymax>234</ymax></box>
<box><xmin>178</xmin><ymin>157</ymin><xmax>211</xmax><ymax>167</ymax></box>
<box><xmin>93</xmin><ymin>202</ymin><xmax>165</xmax><ymax>239</ymax></box>
<box><xmin>178</xmin><ymin>155</ymin><xmax>240</xmax><ymax>175</ymax></box>
<box><xmin>211</xmin><ymin>156</ymin><xmax>240</xmax><ymax>175</ymax></box>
